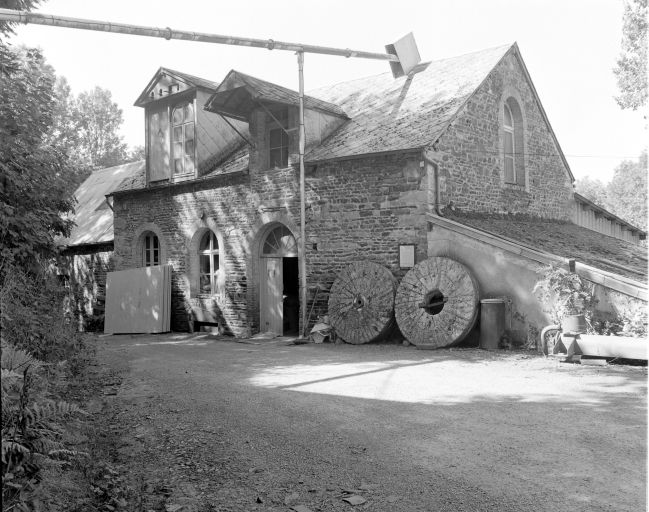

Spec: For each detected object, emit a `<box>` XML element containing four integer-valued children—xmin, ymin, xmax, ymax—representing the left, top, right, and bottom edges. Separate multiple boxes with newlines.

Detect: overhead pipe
<box><xmin>0</xmin><ymin>9</ymin><xmax>400</xmax><ymax>62</ymax></box>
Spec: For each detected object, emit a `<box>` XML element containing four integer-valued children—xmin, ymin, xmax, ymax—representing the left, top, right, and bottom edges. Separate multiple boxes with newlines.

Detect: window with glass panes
<box><xmin>172</xmin><ymin>102</ymin><xmax>195</xmax><ymax>176</ymax></box>
<box><xmin>269</xmin><ymin>109</ymin><xmax>289</xmax><ymax>168</ymax></box>
<box><xmin>199</xmin><ymin>231</ymin><xmax>219</xmax><ymax>294</ymax></box>
<box><xmin>503</xmin><ymin>103</ymin><xmax>515</xmax><ymax>184</ymax></box>
<box><xmin>143</xmin><ymin>232</ymin><xmax>159</xmax><ymax>267</ymax></box>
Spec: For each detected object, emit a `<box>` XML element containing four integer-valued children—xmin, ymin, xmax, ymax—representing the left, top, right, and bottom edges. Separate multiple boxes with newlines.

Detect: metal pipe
<box><xmin>297</xmin><ymin>51</ymin><xmax>308</xmax><ymax>339</ymax></box>
<box><xmin>0</xmin><ymin>9</ymin><xmax>399</xmax><ymax>62</ymax></box>
<box><xmin>422</xmin><ymin>152</ymin><xmax>444</xmax><ymax>217</ymax></box>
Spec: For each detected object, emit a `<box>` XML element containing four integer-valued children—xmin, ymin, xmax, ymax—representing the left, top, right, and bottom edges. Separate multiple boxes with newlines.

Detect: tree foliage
<box><xmin>74</xmin><ymin>87</ymin><xmax>129</xmax><ymax>170</ymax></box>
<box><xmin>574</xmin><ymin>176</ymin><xmax>608</xmax><ymax>206</ymax></box>
<box><xmin>607</xmin><ymin>150</ymin><xmax>648</xmax><ymax>230</ymax></box>
<box><xmin>0</xmin><ymin>45</ymin><xmax>76</xmax><ymax>271</ymax></box>
<box><xmin>614</xmin><ymin>0</ymin><xmax>648</xmax><ymax>110</ymax></box>
<box><xmin>574</xmin><ymin>150</ymin><xmax>647</xmax><ymax>231</ymax></box>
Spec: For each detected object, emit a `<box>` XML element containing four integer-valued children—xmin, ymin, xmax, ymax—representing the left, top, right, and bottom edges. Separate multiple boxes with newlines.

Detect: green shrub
<box><xmin>533</xmin><ymin>264</ymin><xmax>598</xmax><ymax>325</ymax></box>
<box><xmin>1</xmin><ymin>343</ymin><xmax>88</xmax><ymax>511</ymax></box>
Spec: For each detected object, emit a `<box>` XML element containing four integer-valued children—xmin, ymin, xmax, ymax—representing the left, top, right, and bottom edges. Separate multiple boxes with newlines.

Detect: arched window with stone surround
<box><xmin>503</xmin><ymin>97</ymin><xmax>525</xmax><ymax>186</ymax></box>
<box><xmin>199</xmin><ymin>231</ymin><xmax>219</xmax><ymax>294</ymax></box>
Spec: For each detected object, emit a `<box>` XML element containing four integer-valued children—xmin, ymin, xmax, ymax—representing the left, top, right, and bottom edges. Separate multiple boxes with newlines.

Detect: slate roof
<box><xmin>205</xmin><ymin>70</ymin><xmax>348</xmax><ymax>120</ymax></box>
<box><xmin>304</xmin><ymin>44</ymin><xmax>513</xmax><ymax>162</ymax></box>
<box><xmin>445</xmin><ymin>212</ymin><xmax>648</xmax><ymax>282</ymax></box>
<box><xmin>63</xmin><ymin>160</ymin><xmax>145</xmax><ymax>247</ymax></box>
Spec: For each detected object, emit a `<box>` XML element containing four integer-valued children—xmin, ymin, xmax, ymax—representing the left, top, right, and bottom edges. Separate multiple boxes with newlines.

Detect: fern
<box><xmin>2</xmin><ymin>440</ymin><xmax>30</xmax><ymax>464</ymax></box>
<box><xmin>47</xmin><ymin>449</ymin><xmax>89</xmax><ymax>460</ymax></box>
<box><xmin>22</xmin><ymin>401</ymin><xmax>88</xmax><ymax>428</ymax></box>
<box><xmin>1</xmin><ymin>344</ymin><xmax>39</xmax><ymax>373</ymax></box>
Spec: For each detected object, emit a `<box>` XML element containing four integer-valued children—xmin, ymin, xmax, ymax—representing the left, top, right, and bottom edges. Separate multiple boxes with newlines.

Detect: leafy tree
<box><xmin>45</xmin><ymin>76</ymin><xmax>95</xmax><ymax>193</ymax></box>
<box><xmin>574</xmin><ymin>176</ymin><xmax>608</xmax><ymax>207</ymax></box>
<box><xmin>606</xmin><ymin>150</ymin><xmax>647</xmax><ymax>230</ymax></box>
<box><xmin>73</xmin><ymin>87</ymin><xmax>128</xmax><ymax>170</ymax></box>
<box><xmin>614</xmin><ymin>0</ymin><xmax>647</xmax><ymax>110</ymax></box>
<box><xmin>0</xmin><ymin>45</ymin><xmax>75</xmax><ymax>271</ymax></box>
<box><xmin>126</xmin><ymin>145</ymin><xmax>146</xmax><ymax>163</ymax></box>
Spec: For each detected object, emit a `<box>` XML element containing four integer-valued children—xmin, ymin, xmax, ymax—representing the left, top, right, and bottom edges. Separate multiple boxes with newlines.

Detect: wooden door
<box><xmin>260</xmin><ymin>257</ymin><xmax>283</xmax><ymax>334</ymax></box>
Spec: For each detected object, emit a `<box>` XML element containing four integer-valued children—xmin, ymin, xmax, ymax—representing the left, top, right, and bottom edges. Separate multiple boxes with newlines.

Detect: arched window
<box><xmin>503</xmin><ymin>97</ymin><xmax>525</xmax><ymax>186</ymax></box>
<box><xmin>199</xmin><ymin>231</ymin><xmax>219</xmax><ymax>294</ymax></box>
<box><xmin>142</xmin><ymin>232</ymin><xmax>160</xmax><ymax>267</ymax></box>
<box><xmin>172</xmin><ymin>102</ymin><xmax>195</xmax><ymax>176</ymax></box>
<box><xmin>262</xmin><ymin>225</ymin><xmax>297</xmax><ymax>257</ymax></box>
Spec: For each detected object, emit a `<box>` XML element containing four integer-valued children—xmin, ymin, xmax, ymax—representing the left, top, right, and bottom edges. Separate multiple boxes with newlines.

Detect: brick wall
<box><xmin>112</xmin><ymin>151</ymin><xmax>429</xmax><ymax>335</ymax></box>
<box><xmin>429</xmin><ymin>51</ymin><xmax>574</xmax><ymax>220</ymax></box>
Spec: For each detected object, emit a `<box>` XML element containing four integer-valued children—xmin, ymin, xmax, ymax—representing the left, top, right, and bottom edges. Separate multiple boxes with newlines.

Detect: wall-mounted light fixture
<box><xmin>399</xmin><ymin>244</ymin><xmax>415</xmax><ymax>269</ymax></box>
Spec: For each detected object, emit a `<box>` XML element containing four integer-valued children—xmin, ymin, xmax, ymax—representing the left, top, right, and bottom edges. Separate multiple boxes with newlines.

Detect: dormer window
<box><xmin>269</xmin><ymin>109</ymin><xmax>289</xmax><ymax>168</ymax></box>
<box><xmin>172</xmin><ymin>102</ymin><xmax>196</xmax><ymax>176</ymax></box>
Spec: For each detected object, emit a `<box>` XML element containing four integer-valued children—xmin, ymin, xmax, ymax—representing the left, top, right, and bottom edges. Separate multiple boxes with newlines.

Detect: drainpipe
<box><xmin>422</xmin><ymin>152</ymin><xmax>444</xmax><ymax>217</ymax></box>
<box><xmin>297</xmin><ymin>51</ymin><xmax>308</xmax><ymax>338</ymax></box>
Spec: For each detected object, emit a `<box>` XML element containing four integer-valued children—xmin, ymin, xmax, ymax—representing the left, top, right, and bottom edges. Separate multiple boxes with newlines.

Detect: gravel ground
<box><xmin>92</xmin><ymin>333</ymin><xmax>647</xmax><ymax>512</ymax></box>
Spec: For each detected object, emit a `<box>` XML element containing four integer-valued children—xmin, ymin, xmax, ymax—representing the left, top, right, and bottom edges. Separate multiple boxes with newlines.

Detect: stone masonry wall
<box><xmin>61</xmin><ymin>245</ymin><xmax>114</xmax><ymax>331</ymax></box>
<box><xmin>430</xmin><ymin>51</ymin><xmax>574</xmax><ymax>220</ymax></box>
<box><xmin>112</xmin><ymin>151</ymin><xmax>429</xmax><ymax>334</ymax></box>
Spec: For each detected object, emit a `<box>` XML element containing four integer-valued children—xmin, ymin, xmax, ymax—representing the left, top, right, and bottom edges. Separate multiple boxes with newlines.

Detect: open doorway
<box><xmin>282</xmin><ymin>257</ymin><xmax>299</xmax><ymax>335</ymax></box>
<box><xmin>259</xmin><ymin>224</ymin><xmax>299</xmax><ymax>336</ymax></box>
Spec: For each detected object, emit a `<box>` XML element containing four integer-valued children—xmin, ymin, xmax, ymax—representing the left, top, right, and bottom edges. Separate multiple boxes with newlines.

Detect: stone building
<box><xmin>68</xmin><ymin>43</ymin><xmax>647</xmax><ymax>339</ymax></box>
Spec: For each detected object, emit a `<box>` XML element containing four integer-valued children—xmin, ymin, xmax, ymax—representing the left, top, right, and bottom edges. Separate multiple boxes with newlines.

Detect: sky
<box><xmin>8</xmin><ymin>0</ymin><xmax>647</xmax><ymax>183</ymax></box>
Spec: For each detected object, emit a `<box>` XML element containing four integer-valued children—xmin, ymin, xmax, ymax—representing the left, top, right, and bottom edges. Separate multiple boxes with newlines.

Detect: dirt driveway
<box><xmin>95</xmin><ymin>333</ymin><xmax>646</xmax><ymax>512</ymax></box>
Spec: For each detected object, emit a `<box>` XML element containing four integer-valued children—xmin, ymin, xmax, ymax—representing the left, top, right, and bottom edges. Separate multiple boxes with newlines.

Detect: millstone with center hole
<box><xmin>328</xmin><ymin>260</ymin><xmax>397</xmax><ymax>344</ymax></box>
<box><xmin>395</xmin><ymin>257</ymin><xmax>479</xmax><ymax>348</ymax></box>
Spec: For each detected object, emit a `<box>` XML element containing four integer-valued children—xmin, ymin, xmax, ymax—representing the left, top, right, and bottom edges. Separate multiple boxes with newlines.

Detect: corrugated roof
<box><xmin>205</xmin><ymin>70</ymin><xmax>348</xmax><ymax>120</ymax></box>
<box><xmin>445</xmin><ymin>212</ymin><xmax>648</xmax><ymax>282</ymax></box>
<box><xmin>63</xmin><ymin>161</ymin><xmax>145</xmax><ymax>247</ymax></box>
<box><xmin>304</xmin><ymin>44</ymin><xmax>512</xmax><ymax>162</ymax></box>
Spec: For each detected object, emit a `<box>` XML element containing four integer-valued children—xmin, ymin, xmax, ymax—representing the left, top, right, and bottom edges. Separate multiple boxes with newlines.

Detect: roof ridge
<box><xmin>160</xmin><ymin>67</ymin><xmax>221</xmax><ymax>88</ymax></box>
<box><xmin>91</xmin><ymin>160</ymin><xmax>145</xmax><ymax>174</ymax></box>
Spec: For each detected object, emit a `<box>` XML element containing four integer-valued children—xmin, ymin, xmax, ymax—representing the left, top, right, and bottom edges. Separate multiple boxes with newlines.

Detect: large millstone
<box><xmin>395</xmin><ymin>257</ymin><xmax>479</xmax><ymax>348</ymax></box>
<box><xmin>328</xmin><ymin>261</ymin><xmax>397</xmax><ymax>344</ymax></box>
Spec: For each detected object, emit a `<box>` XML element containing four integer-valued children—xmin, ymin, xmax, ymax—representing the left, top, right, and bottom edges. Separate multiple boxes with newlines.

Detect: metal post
<box><xmin>297</xmin><ymin>51</ymin><xmax>308</xmax><ymax>339</ymax></box>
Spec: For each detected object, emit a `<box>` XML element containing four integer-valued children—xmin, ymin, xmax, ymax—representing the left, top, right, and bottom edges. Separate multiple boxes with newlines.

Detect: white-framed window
<box><xmin>143</xmin><ymin>232</ymin><xmax>160</xmax><ymax>267</ymax></box>
<box><xmin>503</xmin><ymin>97</ymin><xmax>525</xmax><ymax>186</ymax></box>
<box><xmin>172</xmin><ymin>102</ymin><xmax>196</xmax><ymax>176</ymax></box>
<box><xmin>269</xmin><ymin>109</ymin><xmax>289</xmax><ymax>168</ymax></box>
<box><xmin>199</xmin><ymin>231</ymin><xmax>219</xmax><ymax>294</ymax></box>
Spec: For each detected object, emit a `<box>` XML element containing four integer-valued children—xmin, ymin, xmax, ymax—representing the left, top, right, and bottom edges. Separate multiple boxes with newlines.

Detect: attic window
<box><xmin>269</xmin><ymin>109</ymin><xmax>289</xmax><ymax>168</ymax></box>
<box><xmin>172</xmin><ymin>102</ymin><xmax>196</xmax><ymax>176</ymax></box>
